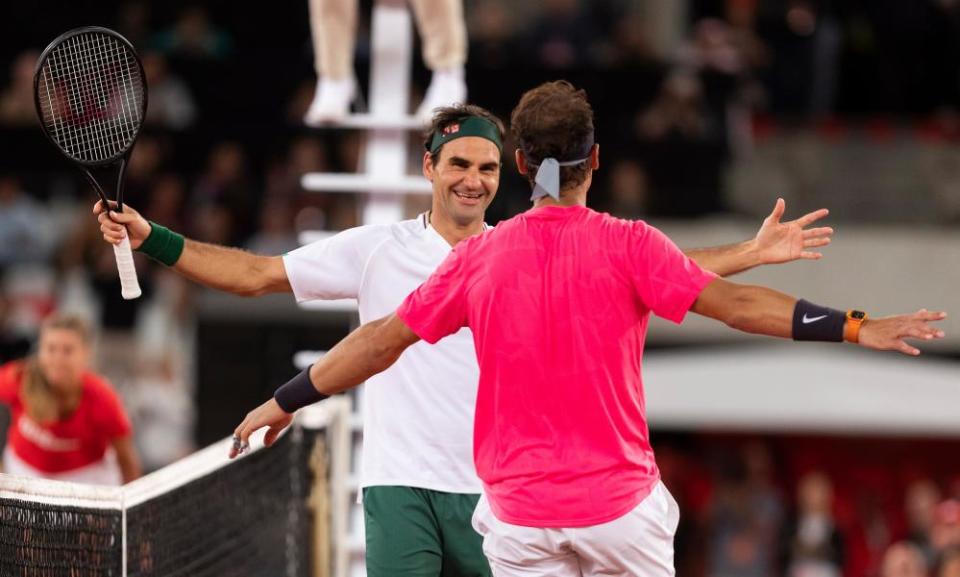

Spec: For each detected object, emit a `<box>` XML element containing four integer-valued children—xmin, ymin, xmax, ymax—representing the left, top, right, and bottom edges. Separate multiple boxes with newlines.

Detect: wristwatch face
<box><xmin>850</xmin><ymin>310</ymin><xmax>867</xmax><ymax>320</ymax></box>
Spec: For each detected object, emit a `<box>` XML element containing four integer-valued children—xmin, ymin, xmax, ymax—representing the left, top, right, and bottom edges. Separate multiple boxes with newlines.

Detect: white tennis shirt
<box><xmin>283</xmin><ymin>214</ymin><xmax>482</xmax><ymax>494</ymax></box>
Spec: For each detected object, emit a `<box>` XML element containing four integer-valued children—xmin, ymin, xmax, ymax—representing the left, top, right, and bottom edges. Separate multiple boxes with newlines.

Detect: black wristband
<box><xmin>792</xmin><ymin>299</ymin><xmax>845</xmax><ymax>342</ymax></box>
<box><xmin>274</xmin><ymin>366</ymin><xmax>329</xmax><ymax>413</ymax></box>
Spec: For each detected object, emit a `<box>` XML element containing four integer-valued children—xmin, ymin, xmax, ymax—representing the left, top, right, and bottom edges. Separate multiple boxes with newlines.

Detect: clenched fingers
<box><xmin>230</xmin><ymin>416</ymin><xmax>252</xmax><ymax>459</ymax></box>
<box><xmin>93</xmin><ymin>199</ymin><xmax>120</xmax><ymax>215</ymax></box>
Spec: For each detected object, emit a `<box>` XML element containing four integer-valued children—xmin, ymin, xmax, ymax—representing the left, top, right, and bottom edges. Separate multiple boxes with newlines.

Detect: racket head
<box><xmin>34</xmin><ymin>26</ymin><xmax>147</xmax><ymax>168</ymax></box>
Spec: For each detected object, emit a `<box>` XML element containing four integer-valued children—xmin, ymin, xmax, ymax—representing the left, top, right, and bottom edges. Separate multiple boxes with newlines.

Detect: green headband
<box><xmin>427</xmin><ymin>116</ymin><xmax>503</xmax><ymax>155</ymax></box>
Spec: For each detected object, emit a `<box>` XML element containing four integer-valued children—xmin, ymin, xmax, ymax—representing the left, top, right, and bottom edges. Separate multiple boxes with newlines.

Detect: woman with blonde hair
<box><xmin>0</xmin><ymin>314</ymin><xmax>140</xmax><ymax>484</ymax></box>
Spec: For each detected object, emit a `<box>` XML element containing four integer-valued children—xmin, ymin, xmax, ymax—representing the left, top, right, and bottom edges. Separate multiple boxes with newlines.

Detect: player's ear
<box><xmin>515</xmin><ymin>149</ymin><xmax>528</xmax><ymax>175</ymax></box>
<box><xmin>423</xmin><ymin>151</ymin><xmax>435</xmax><ymax>180</ymax></box>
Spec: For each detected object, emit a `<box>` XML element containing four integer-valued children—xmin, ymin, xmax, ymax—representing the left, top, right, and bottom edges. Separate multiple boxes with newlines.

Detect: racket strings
<box><xmin>38</xmin><ymin>32</ymin><xmax>144</xmax><ymax>163</ymax></box>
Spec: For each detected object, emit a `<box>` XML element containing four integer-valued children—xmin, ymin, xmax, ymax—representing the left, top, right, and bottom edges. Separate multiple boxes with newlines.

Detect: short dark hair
<box><xmin>510</xmin><ymin>81</ymin><xmax>595</xmax><ymax>192</ymax></box>
<box><xmin>424</xmin><ymin>104</ymin><xmax>506</xmax><ymax>166</ymax></box>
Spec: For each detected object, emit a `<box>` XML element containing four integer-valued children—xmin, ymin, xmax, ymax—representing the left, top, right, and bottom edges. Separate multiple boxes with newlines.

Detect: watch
<box><xmin>844</xmin><ymin>310</ymin><xmax>867</xmax><ymax>343</ymax></box>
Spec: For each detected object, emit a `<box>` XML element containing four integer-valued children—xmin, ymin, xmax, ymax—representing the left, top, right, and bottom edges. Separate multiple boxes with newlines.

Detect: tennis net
<box><xmin>0</xmin><ymin>412</ymin><xmax>336</xmax><ymax>577</ymax></box>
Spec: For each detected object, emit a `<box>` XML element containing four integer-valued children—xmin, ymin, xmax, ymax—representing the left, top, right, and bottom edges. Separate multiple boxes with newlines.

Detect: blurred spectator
<box><xmin>151</xmin><ymin>6</ymin><xmax>233</xmax><ymax>61</ymax></box>
<box><xmin>933</xmin><ymin>500</ymin><xmax>960</xmax><ymax>555</ymax></box>
<box><xmin>0</xmin><ymin>50</ymin><xmax>38</xmax><ymax>126</ymax></box>
<box><xmin>609</xmin><ymin>9</ymin><xmax>656</xmax><ymax>66</ymax></box>
<box><xmin>678</xmin><ymin>18</ymin><xmax>754</xmax><ymax>152</ymax></box>
<box><xmin>265</xmin><ymin>136</ymin><xmax>330</xmax><ymax>200</ymax></box>
<box><xmin>124</xmin><ymin>135</ymin><xmax>169</xmax><ymax>204</ymax></box>
<box><xmin>525</xmin><ymin>0</ymin><xmax>599</xmax><ymax>69</ymax></box>
<box><xmin>192</xmin><ymin>141</ymin><xmax>256</xmax><ymax>244</ymax></box>
<box><xmin>601</xmin><ymin>159</ymin><xmax>649</xmax><ymax>219</ymax></box>
<box><xmin>265</xmin><ymin>134</ymin><xmax>360</xmax><ymax>231</ymax></box>
<box><xmin>143</xmin><ymin>173</ymin><xmax>188</xmax><ymax>234</ymax></box>
<box><xmin>116</xmin><ymin>0</ymin><xmax>153</xmax><ymax>48</ymax></box>
<box><xmin>757</xmin><ymin>0</ymin><xmax>841</xmax><ymax>117</ymax></box>
<box><xmin>880</xmin><ymin>541</ymin><xmax>928</xmax><ymax>577</ymax></box>
<box><xmin>707</xmin><ymin>442</ymin><xmax>784</xmax><ymax>577</ymax></box>
<box><xmin>0</xmin><ymin>290</ymin><xmax>30</xmax><ymax>363</ymax></box>
<box><xmin>939</xmin><ymin>547</ymin><xmax>960</xmax><ymax>577</ymax></box>
<box><xmin>467</xmin><ymin>0</ymin><xmax>518</xmax><ymax>70</ymax></box>
<box><xmin>681</xmin><ymin>18</ymin><xmax>745</xmax><ymax>77</ymax></box>
<box><xmin>780</xmin><ymin>471</ymin><xmax>845</xmax><ymax>577</ymax></box>
<box><xmin>1</xmin><ymin>266</ymin><xmax>55</xmax><ymax>343</ymax></box>
<box><xmin>0</xmin><ymin>314</ymin><xmax>141</xmax><ymax>484</ymax></box>
<box><xmin>638</xmin><ymin>69</ymin><xmax>711</xmax><ymax>141</ymax></box>
<box><xmin>0</xmin><ymin>176</ymin><xmax>54</xmax><ymax>266</ymax></box>
<box><xmin>126</xmin><ymin>353</ymin><xmax>194</xmax><ymax>471</ymax></box>
<box><xmin>142</xmin><ymin>52</ymin><xmax>197</xmax><ymax>129</ymax></box>
<box><xmin>853</xmin><ymin>488</ymin><xmax>894</xmax><ymax>577</ymax></box>
<box><xmin>906</xmin><ymin>479</ymin><xmax>944</xmax><ymax>567</ymax></box>
<box><xmin>636</xmin><ymin>69</ymin><xmax>726</xmax><ymax>216</ymax></box>
<box><xmin>246</xmin><ymin>198</ymin><xmax>299</xmax><ymax>256</ymax></box>
<box><xmin>191</xmin><ymin>203</ymin><xmax>237</xmax><ymax>246</ymax></box>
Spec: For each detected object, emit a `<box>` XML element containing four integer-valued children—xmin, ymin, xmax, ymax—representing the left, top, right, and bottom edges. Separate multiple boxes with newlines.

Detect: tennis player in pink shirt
<box><xmin>234</xmin><ymin>81</ymin><xmax>947</xmax><ymax>576</ymax></box>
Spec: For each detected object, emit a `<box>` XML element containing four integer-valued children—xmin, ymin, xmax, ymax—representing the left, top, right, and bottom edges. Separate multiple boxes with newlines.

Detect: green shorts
<box><xmin>363</xmin><ymin>486</ymin><xmax>491</xmax><ymax>577</ymax></box>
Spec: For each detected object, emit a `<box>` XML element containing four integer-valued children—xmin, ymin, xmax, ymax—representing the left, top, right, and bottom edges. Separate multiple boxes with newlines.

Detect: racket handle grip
<box><xmin>114</xmin><ymin>235</ymin><xmax>142</xmax><ymax>300</ymax></box>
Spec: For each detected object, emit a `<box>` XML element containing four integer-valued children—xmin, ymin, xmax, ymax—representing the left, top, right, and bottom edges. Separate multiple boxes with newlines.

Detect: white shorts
<box><xmin>472</xmin><ymin>480</ymin><xmax>680</xmax><ymax>577</ymax></box>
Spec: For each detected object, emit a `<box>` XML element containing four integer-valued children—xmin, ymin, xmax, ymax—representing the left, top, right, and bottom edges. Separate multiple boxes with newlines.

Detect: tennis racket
<box><xmin>34</xmin><ymin>26</ymin><xmax>147</xmax><ymax>300</ymax></box>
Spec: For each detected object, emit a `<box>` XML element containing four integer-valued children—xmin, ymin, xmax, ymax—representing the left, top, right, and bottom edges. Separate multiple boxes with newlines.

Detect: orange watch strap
<box><xmin>844</xmin><ymin>311</ymin><xmax>865</xmax><ymax>343</ymax></box>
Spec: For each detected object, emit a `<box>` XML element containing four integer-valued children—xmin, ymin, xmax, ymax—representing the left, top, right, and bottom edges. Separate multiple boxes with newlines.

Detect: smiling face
<box><xmin>423</xmin><ymin>136</ymin><xmax>501</xmax><ymax>228</ymax></box>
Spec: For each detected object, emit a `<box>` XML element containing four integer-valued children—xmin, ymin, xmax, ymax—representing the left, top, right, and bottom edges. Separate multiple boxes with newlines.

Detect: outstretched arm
<box><xmin>230</xmin><ymin>313</ymin><xmax>421</xmax><ymax>455</ymax></box>
<box><xmin>95</xmin><ymin>201</ymin><xmax>290</xmax><ymax>297</ymax></box>
<box><xmin>691</xmin><ymin>278</ymin><xmax>947</xmax><ymax>355</ymax></box>
<box><xmin>684</xmin><ymin>199</ymin><xmax>833</xmax><ymax>277</ymax></box>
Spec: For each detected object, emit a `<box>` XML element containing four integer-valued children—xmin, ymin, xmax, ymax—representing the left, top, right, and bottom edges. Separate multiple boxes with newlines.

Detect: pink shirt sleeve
<box><xmin>396</xmin><ymin>246</ymin><xmax>470</xmax><ymax>344</ymax></box>
<box><xmin>628</xmin><ymin>222</ymin><xmax>717</xmax><ymax>323</ymax></box>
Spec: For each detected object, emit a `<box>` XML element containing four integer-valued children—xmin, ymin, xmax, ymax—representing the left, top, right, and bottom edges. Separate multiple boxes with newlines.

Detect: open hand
<box><xmin>859</xmin><ymin>309</ymin><xmax>947</xmax><ymax>356</ymax></box>
<box><xmin>754</xmin><ymin>198</ymin><xmax>833</xmax><ymax>264</ymax></box>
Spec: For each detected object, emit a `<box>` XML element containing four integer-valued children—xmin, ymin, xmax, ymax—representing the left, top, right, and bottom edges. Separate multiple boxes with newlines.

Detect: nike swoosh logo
<box><xmin>802</xmin><ymin>314</ymin><xmax>828</xmax><ymax>324</ymax></box>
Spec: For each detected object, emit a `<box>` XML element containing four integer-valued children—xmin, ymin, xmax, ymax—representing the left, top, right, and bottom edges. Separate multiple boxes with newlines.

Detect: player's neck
<box><xmin>533</xmin><ymin>186</ymin><xmax>589</xmax><ymax>209</ymax></box>
<box><xmin>429</xmin><ymin>211</ymin><xmax>485</xmax><ymax>247</ymax></box>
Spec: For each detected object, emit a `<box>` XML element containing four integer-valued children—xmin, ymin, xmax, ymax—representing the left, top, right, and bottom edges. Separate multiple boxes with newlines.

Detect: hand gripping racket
<box><xmin>34</xmin><ymin>27</ymin><xmax>147</xmax><ymax>300</ymax></box>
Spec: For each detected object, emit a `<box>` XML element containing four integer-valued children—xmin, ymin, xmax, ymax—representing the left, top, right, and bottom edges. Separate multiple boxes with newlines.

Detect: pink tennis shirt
<box><xmin>397</xmin><ymin>205</ymin><xmax>717</xmax><ymax>527</ymax></box>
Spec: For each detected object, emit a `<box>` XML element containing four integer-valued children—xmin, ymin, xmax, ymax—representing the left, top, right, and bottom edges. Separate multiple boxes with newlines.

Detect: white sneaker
<box><xmin>304</xmin><ymin>77</ymin><xmax>355</xmax><ymax>125</ymax></box>
<box><xmin>416</xmin><ymin>67</ymin><xmax>467</xmax><ymax>121</ymax></box>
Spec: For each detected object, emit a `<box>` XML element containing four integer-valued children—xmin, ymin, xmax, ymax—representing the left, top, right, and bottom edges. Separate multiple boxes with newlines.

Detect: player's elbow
<box><xmin>365</xmin><ymin>315</ymin><xmax>415</xmax><ymax>370</ymax></box>
<box><xmin>238</xmin><ymin>284</ymin><xmax>272</xmax><ymax>298</ymax></box>
<box><xmin>240</xmin><ymin>256</ymin><xmax>290</xmax><ymax>297</ymax></box>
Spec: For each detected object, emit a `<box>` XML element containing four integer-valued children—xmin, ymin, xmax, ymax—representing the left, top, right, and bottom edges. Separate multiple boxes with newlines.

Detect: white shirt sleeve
<box><xmin>282</xmin><ymin>225</ymin><xmax>388</xmax><ymax>302</ymax></box>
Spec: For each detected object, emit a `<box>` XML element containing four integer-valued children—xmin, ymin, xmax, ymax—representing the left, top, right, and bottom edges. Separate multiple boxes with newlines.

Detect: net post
<box><xmin>308</xmin><ymin>434</ymin><xmax>331</xmax><ymax>577</ymax></box>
